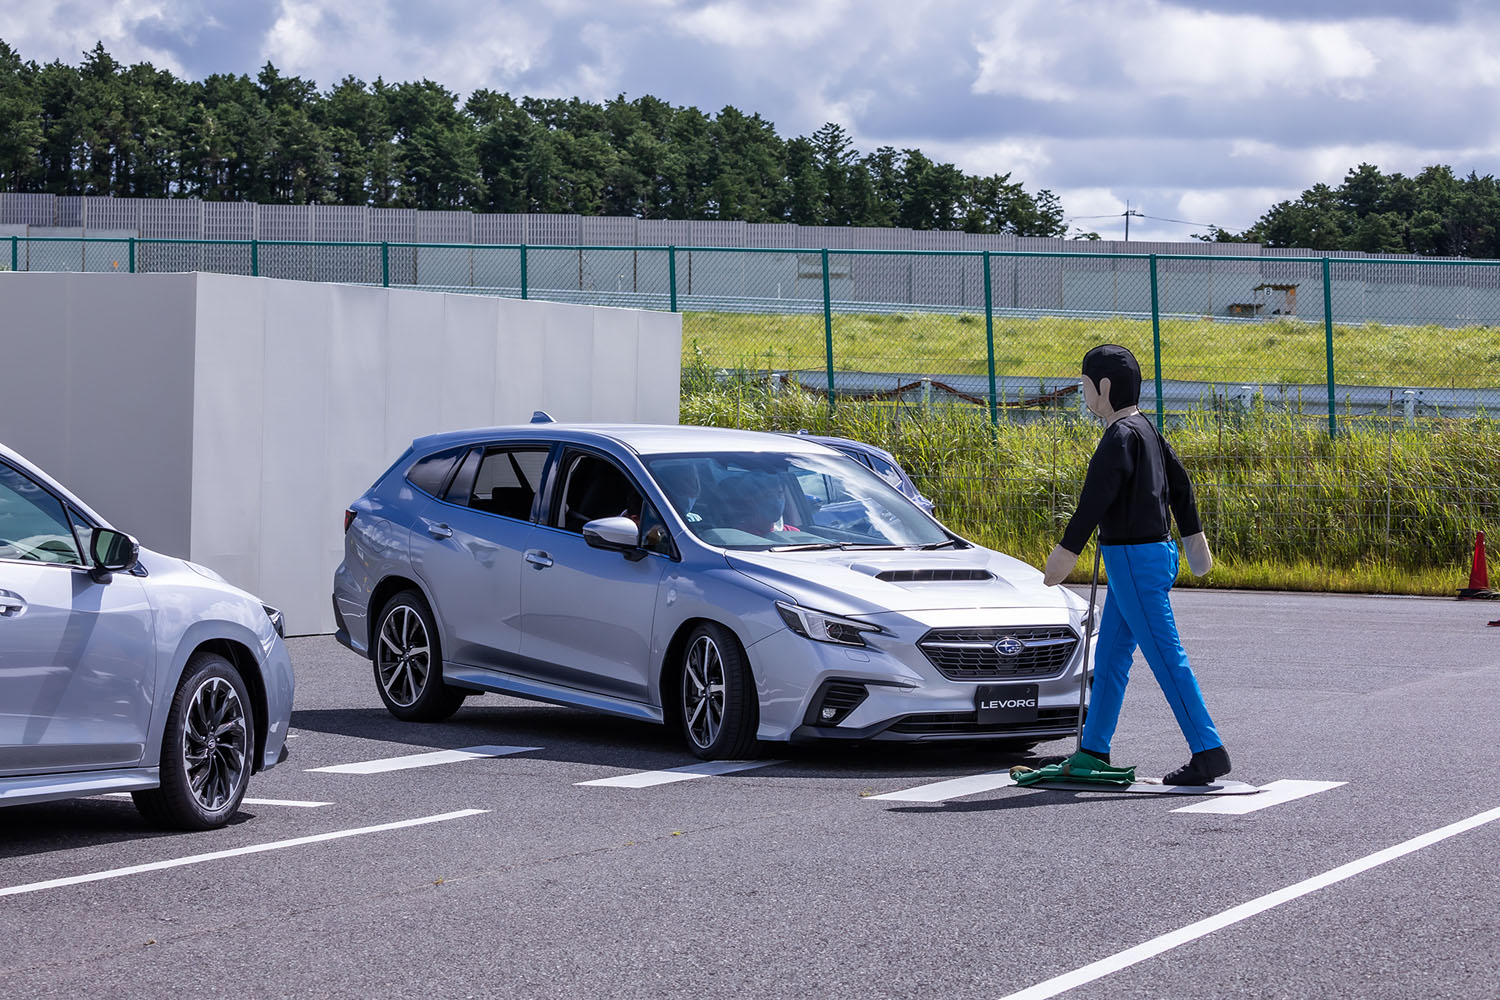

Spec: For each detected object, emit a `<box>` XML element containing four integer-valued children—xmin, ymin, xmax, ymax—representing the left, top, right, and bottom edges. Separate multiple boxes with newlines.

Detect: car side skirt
<box><xmin>0</xmin><ymin>767</ymin><xmax>159</xmax><ymax>808</ymax></box>
<box><xmin>442</xmin><ymin>663</ymin><xmax>665</xmax><ymax>724</ymax></box>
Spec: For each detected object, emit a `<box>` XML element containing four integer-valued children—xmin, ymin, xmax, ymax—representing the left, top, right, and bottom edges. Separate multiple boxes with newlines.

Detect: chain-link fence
<box><xmin>7</xmin><ymin>235</ymin><xmax>1498</xmax><ymax>593</ymax></box>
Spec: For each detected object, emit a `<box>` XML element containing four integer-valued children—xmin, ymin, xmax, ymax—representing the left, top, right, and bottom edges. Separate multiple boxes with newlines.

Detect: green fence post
<box><xmin>381</xmin><ymin>242</ymin><xmax>390</xmax><ymax>288</ymax></box>
<box><xmin>251</xmin><ymin>239</ymin><xmax>259</xmax><ymax>277</ymax></box>
<box><xmin>983</xmin><ymin>251</ymin><xmax>998</xmax><ymax>425</ymax></box>
<box><xmin>1323</xmin><ymin>255</ymin><xmax>1337</xmax><ymax>439</ymax></box>
<box><xmin>520</xmin><ymin>244</ymin><xmax>528</xmax><ymax>299</ymax></box>
<box><xmin>822</xmin><ymin>248</ymin><xmax>835</xmax><ymax>415</ymax></box>
<box><xmin>668</xmin><ymin>246</ymin><xmax>677</xmax><ymax>311</ymax></box>
<box><xmin>1149</xmin><ymin>254</ymin><xmax>1164</xmax><ymax>429</ymax></box>
<box><xmin>10</xmin><ymin>235</ymin><xmax>17</xmax><ymax>272</ymax></box>
<box><xmin>128</xmin><ymin>237</ymin><xmax>136</xmax><ymax>273</ymax></box>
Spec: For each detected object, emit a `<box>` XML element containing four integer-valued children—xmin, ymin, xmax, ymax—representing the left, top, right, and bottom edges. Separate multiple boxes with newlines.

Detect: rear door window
<box><xmin>444</xmin><ymin>446</ymin><xmax>549</xmax><ymax>521</ymax></box>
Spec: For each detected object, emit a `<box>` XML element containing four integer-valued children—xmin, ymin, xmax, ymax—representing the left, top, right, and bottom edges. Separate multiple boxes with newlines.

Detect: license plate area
<box><xmin>975</xmin><ymin>684</ymin><xmax>1039</xmax><ymax>725</ymax></box>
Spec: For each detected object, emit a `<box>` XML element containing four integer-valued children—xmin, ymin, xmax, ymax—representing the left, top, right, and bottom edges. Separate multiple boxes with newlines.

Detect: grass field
<box><xmin>679</xmin><ymin>379</ymin><xmax>1500</xmax><ymax>596</ymax></box>
<box><xmin>682</xmin><ymin>311</ymin><xmax>1500</xmax><ymax>390</ymax></box>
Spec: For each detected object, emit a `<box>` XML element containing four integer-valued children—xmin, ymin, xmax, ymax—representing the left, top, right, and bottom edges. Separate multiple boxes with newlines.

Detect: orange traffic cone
<box><xmin>1458</xmin><ymin>531</ymin><xmax>1496</xmax><ymax>599</ymax></box>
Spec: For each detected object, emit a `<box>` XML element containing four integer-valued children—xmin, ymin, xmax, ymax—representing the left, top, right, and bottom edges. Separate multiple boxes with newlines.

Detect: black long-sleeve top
<box><xmin>1060</xmin><ymin>412</ymin><xmax>1203</xmax><ymax>552</ymax></box>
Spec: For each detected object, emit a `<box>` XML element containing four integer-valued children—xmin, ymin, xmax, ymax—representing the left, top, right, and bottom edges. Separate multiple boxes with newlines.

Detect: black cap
<box><xmin>1081</xmin><ymin>344</ymin><xmax>1142</xmax><ymax>410</ymax></box>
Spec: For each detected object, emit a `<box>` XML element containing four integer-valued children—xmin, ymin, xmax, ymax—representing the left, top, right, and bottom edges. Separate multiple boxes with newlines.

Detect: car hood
<box><xmin>724</xmin><ymin>545</ymin><xmax>1077</xmax><ymax>616</ymax></box>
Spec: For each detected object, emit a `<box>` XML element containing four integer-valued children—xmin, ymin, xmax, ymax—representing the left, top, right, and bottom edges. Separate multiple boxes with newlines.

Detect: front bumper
<box><xmin>747</xmin><ymin>614</ymin><xmax>1093</xmax><ymax>744</ymax></box>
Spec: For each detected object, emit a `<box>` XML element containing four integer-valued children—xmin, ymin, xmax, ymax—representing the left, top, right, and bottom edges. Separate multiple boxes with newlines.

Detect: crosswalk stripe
<box><xmin>307</xmin><ymin>745</ymin><xmax>539</xmax><ymax>775</ymax></box>
<box><xmin>1172</xmin><ymin>779</ymin><xmax>1346</xmax><ymax>815</ymax></box>
<box><xmin>576</xmin><ymin>759</ymin><xmax>780</xmax><ymax>788</ymax></box>
<box><xmin>867</xmin><ymin>771</ymin><xmax>1017</xmax><ymax>802</ymax></box>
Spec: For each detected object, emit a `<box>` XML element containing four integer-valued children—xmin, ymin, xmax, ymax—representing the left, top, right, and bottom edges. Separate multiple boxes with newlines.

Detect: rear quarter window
<box><xmin>406</xmin><ymin>447</ymin><xmax>466</xmax><ymax>496</ymax></box>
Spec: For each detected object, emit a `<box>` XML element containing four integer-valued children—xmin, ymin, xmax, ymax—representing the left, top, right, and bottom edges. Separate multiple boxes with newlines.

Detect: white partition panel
<box><xmin>0</xmin><ymin>272</ymin><xmax>682</xmax><ymax>634</ymax></box>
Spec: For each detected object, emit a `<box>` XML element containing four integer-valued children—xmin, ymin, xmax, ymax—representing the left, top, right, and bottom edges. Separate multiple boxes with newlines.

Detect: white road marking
<box><xmin>1173</xmin><ymin>779</ymin><xmax>1345</xmax><ymax>815</ymax></box>
<box><xmin>307</xmin><ymin>745</ymin><xmax>539</xmax><ymax>775</ymax></box>
<box><xmin>997</xmin><ymin>803</ymin><xmax>1500</xmax><ymax>1000</ymax></box>
<box><xmin>576</xmin><ymin>760</ymin><xmax>780</xmax><ymax>788</ymax></box>
<box><xmin>867</xmin><ymin>771</ymin><xmax>1016</xmax><ymax>802</ymax></box>
<box><xmin>0</xmin><ymin>809</ymin><xmax>488</xmax><ymax>899</ymax></box>
<box><xmin>97</xmin><ymin>793</ymin><xmax>332</xmax><ymax>808</ymax></box>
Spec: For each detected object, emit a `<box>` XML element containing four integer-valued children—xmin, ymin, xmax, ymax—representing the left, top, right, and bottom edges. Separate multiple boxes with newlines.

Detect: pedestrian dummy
<box><xmin>1042</xmin><ymin>344</ymin><xmax>1231</xmax><ymax>784</ymax></box>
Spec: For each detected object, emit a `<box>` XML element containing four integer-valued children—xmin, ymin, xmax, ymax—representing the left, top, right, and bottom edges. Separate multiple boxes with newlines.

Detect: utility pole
<box><xmin>1123</xmin><ymin>201</ymin><xmax>1144</xmax><ymax>241</ymax></box>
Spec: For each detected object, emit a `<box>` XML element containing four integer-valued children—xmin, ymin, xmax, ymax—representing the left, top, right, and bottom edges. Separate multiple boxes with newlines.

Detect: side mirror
<box><xmin>90</xmin><ymin>528</ymin><xmax>139</xmax><ymax>582</ymax></box>
<box><xmin>582</xmin><ymin>516</ymin><xmax>642</xmax><ymax>555</ymax></box>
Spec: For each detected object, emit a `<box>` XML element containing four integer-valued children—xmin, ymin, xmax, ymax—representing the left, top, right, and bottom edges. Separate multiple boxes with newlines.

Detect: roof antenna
<box><xmin>530</xmin><ymin>410</ymin><xmax>555</xmax><ymax>424</ymax></box>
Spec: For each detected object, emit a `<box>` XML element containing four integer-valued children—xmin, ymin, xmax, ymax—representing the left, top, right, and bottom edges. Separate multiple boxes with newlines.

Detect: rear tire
<box><xmin>678</xmin><ymin>622</ymin><xmax>759</xmax><ymax>760</ymax></box>
<box><xmin>133</xmin><ymin>652</ymin><xmax>254</xmax><ymax>831</ymax></box>
<box><xmin>373</xmin><ymin>590</ymin><xmax>466</xmax><ymax>722</ymax></box>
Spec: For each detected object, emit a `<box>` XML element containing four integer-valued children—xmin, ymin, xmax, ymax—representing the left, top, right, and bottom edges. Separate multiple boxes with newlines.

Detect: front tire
<box><xmin>373</xmin><ymin>590</ymin><xmax>466</xmax><ymax>722</ymax></box>
<box><xmin>133</xmin><ymin>652</ymin><xmax>255</xmax><ymax>830</ymax></box>
<box><xmin>678</xmin><ymin>622</ymin><xmax>758</xmax><ymax>760</ymax></box>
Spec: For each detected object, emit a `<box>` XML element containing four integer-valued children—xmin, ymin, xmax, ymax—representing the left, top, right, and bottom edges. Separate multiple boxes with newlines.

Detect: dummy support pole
<box><xmin>1076</xmin><ymin>543</ymin><xmax>1102</xmax><ymax>755</ymax></box>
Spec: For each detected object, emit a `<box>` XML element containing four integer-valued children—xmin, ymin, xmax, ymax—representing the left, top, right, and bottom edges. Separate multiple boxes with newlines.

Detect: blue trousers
<box><xmin>1079</xmin><ymin>540</ymin><xmax>1223</xmax><ymax>755</ymax></box>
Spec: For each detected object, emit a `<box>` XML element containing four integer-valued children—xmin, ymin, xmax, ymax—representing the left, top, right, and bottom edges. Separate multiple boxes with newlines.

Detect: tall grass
<box><xmin>679</xmin><ymin>377</ymin><xmax>1500</xmax><ymax>596</ymax></box>
<box><xmin>682</xmin><ymin>311</ymin><xmax>1500</xmax><ymax>390</ymax></box>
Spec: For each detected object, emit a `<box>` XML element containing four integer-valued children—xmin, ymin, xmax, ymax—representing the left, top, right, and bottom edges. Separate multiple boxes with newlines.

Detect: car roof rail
<box><xmin>530</xmin><ymin>410</ymin><xmax>556</xmax><ymax>424</ymax></box>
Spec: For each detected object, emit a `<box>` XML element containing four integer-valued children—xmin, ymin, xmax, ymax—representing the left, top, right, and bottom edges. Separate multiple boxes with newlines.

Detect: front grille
<box><xmin>875</xmin><ymin>568</ymin><xmax>993</xmax><ymax>583</ymax></box>
<box><xmin>888</xmin><ymin>707</ymin><xmax>1080</xmax><ymax>736</ymax></box>
<box><xmin>917</xmin><ymin>625</ymin><xmax>1079</xmax><ymax>680</ymax></box>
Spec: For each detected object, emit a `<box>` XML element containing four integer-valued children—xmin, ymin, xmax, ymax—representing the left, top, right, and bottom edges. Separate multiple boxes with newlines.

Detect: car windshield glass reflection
<box><xmin>645</xmin><ymin>451</ymin><xmax>947</xmax><ymax>551</ymax></box>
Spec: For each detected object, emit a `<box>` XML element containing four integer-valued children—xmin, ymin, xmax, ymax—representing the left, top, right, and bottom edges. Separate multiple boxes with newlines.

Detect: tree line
<box><xmin>1198</xmin><ymin>163</ymin><xmax>1500</xmax><ymax>258</ymax></box>
<box><xmin>0</xmin><ymin>40</ymin><xmax>1067</xmax><ymax>236</ymax></box>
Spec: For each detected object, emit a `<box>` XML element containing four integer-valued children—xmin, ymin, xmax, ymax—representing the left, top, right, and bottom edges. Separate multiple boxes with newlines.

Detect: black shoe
<box><xmin>1079</xmin><ymin>747</ymin><xmax>1110</xmax><ymax>765</ymax></box>
<box><xmin>1163</xmin><ymin>745</ymin><xmax>1232</xmax><ymax>785</ymax></box>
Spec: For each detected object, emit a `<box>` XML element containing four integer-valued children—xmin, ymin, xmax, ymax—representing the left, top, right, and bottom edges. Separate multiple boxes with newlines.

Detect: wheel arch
<box><xmin>367</xmin><ymin>575</ymin><xmax>438</xmax><ymax>658</ymax></box>
<box><xmin>657</xmin><ymin>617</ymin><xmax>753</xmax><ymax>726</ymax></box>
<box><xmin>189</xmin><ymin>638</ymin><xmax>268</xmax><ymax>775</ymax></box>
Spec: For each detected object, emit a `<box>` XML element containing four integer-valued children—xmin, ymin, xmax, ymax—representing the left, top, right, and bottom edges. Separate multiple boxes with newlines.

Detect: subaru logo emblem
<box><xmin>994</xmin><ymin>636</ymin><xmax>1024</xmax><ymax>657</ymax></box>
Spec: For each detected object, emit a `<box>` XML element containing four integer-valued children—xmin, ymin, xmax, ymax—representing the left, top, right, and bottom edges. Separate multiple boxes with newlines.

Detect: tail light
<box><xmin>344</xmin><ymin>508</ymin><xmax>357</xmax><ymax>533</ymax></box>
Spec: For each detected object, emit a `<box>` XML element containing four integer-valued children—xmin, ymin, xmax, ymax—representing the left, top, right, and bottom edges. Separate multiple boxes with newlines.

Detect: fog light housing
<box><xmin>806</xmin><ymin>680</ymin><xmax>870</xmax><ymax>727</ymax></box>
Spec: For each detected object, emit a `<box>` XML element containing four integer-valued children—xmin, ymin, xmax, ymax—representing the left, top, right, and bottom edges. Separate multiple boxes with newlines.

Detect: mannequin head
<box><xmin>1081</xmin><ymin>344</ymin><xmax>1142</xmax><ymax>421</ymax></box>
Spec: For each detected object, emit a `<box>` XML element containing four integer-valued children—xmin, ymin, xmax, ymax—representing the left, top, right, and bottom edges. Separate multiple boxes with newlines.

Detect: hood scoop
<box><xmin>869</xmin><ymin>567</ymin><xmax>995</xmax><ymax>583</ymax></box>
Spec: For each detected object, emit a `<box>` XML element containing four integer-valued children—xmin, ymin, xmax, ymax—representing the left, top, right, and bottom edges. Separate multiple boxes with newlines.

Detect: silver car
<box><xmin>333</xmin><ymin>420</ymin><xmax>1094</xmax><ymax>759</ymax></box>
<box><xmin>0</xmin><ymin>443</ymin><xmax>294</xmax><ymax>828</ymax></box>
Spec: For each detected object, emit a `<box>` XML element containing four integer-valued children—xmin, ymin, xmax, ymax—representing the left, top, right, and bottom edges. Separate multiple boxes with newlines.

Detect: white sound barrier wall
<box><xmin>0</xmin><ymin>271</ymin><xmax>683</xmax><ymax>633</ymax></box>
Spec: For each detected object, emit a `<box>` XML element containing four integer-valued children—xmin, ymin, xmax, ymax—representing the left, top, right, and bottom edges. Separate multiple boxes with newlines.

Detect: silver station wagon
<box><xmin>333</xmin><ymin>419</ymin><xmax>1095</xmax><ymax>759</ymax></box>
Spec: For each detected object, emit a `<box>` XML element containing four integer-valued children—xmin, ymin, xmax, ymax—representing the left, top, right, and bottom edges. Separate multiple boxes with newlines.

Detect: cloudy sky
<box><xmin>4</xmin><ymin>0</ymin><xmax>1498</xmax><ymax>240</ymax></box>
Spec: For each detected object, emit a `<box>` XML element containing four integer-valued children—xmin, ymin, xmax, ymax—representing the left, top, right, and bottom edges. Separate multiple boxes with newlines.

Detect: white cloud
<box><xmin>0</xmin><ymin>1</ymin><xmax>191</xmax><ymax>75</ymax></box>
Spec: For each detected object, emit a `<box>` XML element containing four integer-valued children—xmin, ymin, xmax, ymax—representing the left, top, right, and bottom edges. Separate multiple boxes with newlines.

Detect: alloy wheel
<box><xmin>182</xmin><ymin>676</ymin><xmax>248</xmax><ymax>813</ymax></box>
<box><xmin>682</xmin><ymin>635</ymin><xmax>727</xmax><ymax>750</ymax></box>
<box><xmin>377</xmin><ymin>605</ymin><xmax>431</xmax><ymax>708</ymax></box>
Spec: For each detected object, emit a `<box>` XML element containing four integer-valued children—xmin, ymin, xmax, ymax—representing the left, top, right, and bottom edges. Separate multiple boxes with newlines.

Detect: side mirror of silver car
<box><xmin>582</xmin><ymin>516</ymin><xmax>646</xmax><ymax>561</ymax></box>
<box><xmin>90</xmin><ymin>527</ymin><xmax>140</xmax><ymax>582</ymax></box>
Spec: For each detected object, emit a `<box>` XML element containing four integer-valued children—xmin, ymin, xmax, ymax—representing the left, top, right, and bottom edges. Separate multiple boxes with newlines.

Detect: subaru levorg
<box><xmin>0</xmin><ymin>443</ymin><xmax>294</xmax><ymax>829</ymax></box>
<box><xmin>332</xmin><ymin>419</ymin><xmax>1095</xmax><ymax>759</ymax></box>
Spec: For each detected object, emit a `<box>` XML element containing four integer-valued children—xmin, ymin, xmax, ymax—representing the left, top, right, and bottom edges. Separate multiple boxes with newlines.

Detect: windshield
<box><xmin>643</xmin><ymin>450</ymin><xmax>950</xmax><ymax>551</ymax></box>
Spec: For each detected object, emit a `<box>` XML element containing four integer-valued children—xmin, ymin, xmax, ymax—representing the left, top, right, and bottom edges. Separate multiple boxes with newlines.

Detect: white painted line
<box><xmin>307</xmin><ymin>745</ymin><xmax>539</xmax><ymax>775</ymax></box>
<box><xmin>997</xmin><ymin>803</ymin><xmax>1500</xmax><ymax>1000</ymax></box>
<box><xmin>97</xmin><ymin>793</ymin><xmax>333</xmax><ymax>808</ymax></box>
<box><xmin>576</xmin><ymin>759</ymin><xmax>780</xmax><ymax>788</ymax></box>
<box><xmin>0</xmin><ymin>809</ymin><xmax>488</xmax><ymax>899</ymax></box>
<box><xmin>868</xmin><ymin>771</ymin><xmax>1016</xmax><ymax>802</ymax></box>
<box><xmin>1173</xmin><ymin>779</ymin><xmax>1345</xmax><ymax>815</ymax></box>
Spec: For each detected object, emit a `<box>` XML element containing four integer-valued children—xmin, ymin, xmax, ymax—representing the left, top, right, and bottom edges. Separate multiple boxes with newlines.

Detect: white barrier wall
<box><xmin>0</xmin><ymin>272</ymin><xmax>682</xmax><ymax>634</ymax></box>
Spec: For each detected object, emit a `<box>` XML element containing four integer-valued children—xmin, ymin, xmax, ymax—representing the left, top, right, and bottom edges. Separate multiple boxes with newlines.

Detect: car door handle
<box><xmin>0</xmin><ymin>591</ymin><xmax>26</xmax><ymax>618</ymax></box>
<box><xmin>427</xmin><ymin>522</ymin><xmax>453</xmax><ymax>539</ymax></box>
<box><xmin>523</xmin><ymin>549</ymin><xmax>554</xmax><ymax>569</ymax></box>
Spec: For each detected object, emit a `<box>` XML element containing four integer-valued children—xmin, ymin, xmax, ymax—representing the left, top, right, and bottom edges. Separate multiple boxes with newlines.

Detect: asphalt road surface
<box><xmin>2</xmin><ymin>590</ymin><xmax>1496</xmax><ymax>1000</ymax></box>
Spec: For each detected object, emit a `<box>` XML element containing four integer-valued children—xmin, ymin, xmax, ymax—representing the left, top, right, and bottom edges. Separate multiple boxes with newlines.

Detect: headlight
<box><xmin>775</xmin><ymin>601</ymin><xmax>883</xmax><ymax>647</ymax></box>
<box><xmin>262</xmin><ymin>604</ymin><xmax>285</xmax><ymax>639</ymax></box>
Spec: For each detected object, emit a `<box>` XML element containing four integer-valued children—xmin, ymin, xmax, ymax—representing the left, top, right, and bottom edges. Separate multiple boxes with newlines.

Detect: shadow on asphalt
<box><xmin>888</xmin><ymin>790</ymin><xmax>1153</xmax><ymax>815</ymax></box>
<box><xmin>0</xmin><ymin>799</ymin><xmax>255</xmax><ymax>859</ymax></box>
<box><xmin>289</xmin><ymin>703</ymin><xmax>1070</xmax><ymax>780</ymax></box>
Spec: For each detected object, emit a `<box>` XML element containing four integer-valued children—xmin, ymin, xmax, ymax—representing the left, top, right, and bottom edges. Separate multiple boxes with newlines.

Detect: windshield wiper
<box><xmin>766</xmin><ymin>542</ymin><xmax>843</xmax><ymax>551</ymax></box>
<box><xmin>836</xmin><ymin>543</ymin><xmax>907</xmax><ymax>550</ymax></box>
<box><xmin>915</xmin><ymin>538</ymin><xmax>965</xmax><ymax>550</ymax></box>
